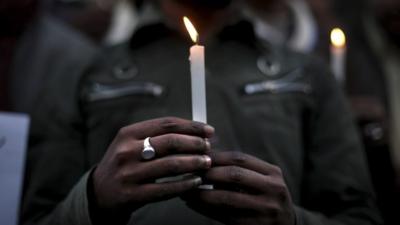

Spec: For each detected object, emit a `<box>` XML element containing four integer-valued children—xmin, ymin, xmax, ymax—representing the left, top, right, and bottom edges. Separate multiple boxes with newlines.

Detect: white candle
<box><xmin>184</xmin><ymin>17</ymin><xmax>213</xmax><ymax>190</ymax></box>
<box><xmin>184</xmin><ymin>17</ymin><xmax>207</xmax><ymax>123</ymax></box>
<box><xmin>330</xmin><ymin>28</ymin><xmax>347</xmax><ymax>84</ymax></box>
<box><xmin>190</xmin><ymin>45</ymin><xmax>207</xmax><ymax>123</ymax></box>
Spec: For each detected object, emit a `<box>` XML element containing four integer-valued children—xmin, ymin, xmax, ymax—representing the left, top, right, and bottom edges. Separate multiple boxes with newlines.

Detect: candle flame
<box><xmin>183</xmin><ymin>16</ymin><xmax>199</xmax><ymax>43</ymax></box>
<box><xmin>331</xmin><ymin>28</ymin><xmax>346</xmax><ymax>48</ymax></box>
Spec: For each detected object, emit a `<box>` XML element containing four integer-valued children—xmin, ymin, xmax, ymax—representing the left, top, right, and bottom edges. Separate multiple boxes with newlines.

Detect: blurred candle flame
<box><xmin>184</xmin><ymin>17</ymin><xmax>199</xmax><ymax>44</ymax></box>
<box><xmin>331</xmin><ymin>28</ymin><xmax>346</xmax><ymax>48</ymax></box>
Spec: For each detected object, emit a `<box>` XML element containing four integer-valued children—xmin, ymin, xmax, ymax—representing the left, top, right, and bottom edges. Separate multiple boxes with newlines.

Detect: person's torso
<box><xmin>81</xmin><ymin>30</ymin><xmax>315</xmax><ymax>225</ymax></box>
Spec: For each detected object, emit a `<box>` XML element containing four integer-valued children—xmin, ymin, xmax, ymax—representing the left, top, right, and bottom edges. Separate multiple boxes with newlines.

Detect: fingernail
<box><xmin>203</xmin><ymin>155</ymin><xmax>212</xmax><ymax>168</ymax></box>
<box><xmin>205</xmin><ymin>139</ymin><xmax>211</xmax><ymax>150</ymax></box>
<box><xmin>204</xmin><ymin>125</ymin><xmax>215</xmax><ymax>137</ymax></box>
<box><xmin>193</xmin><ymin>177</ymin><xmax>203</xmax><ymax>186</ymax></box>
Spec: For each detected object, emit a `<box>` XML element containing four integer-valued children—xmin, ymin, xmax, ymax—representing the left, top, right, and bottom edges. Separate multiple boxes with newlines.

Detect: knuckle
<box><xmin>126</xmin><ymin>188</ymin><xmax>146</xmax><ymax>206</ymax></box>
<box><xmin>117</xmin><ymin>126</ymin><xmax>130</xmax><ymax>138</ymax></box>
<box><xmin>269</xmin><ymin>179</ymin><xmax>288</xmax><ymax>200</ymax></box>
<box><xmin>228</xmin><ymin>166</ymin><xmax>244</xmax><ymax>183</ymax></box>
<box><xmin>264</xmin><ymin>203</ymin><xmax>281</xmax><ymax>219</ymax></box>
<box><xmin>166</xmin><ymin>134</ymin><xmax>180</xmax><ymax>149</ymax></box>
<box><xmin>180</xmin><ymin>179</ymin><xmax>198</xmax><ymax>190</ymax></box>
<box><xmin>275</xmin><ymin>183</ymin><xmax>287</xmax><ymax>196</ymax></box>
<box><xmin>163</xmin><ymin>116</ymin><xmax>179</xmax><ymax>122</ymax></box>
<box><xmin>119</xmin><ymin>187</ymin><xmax>134</xmax><ymax>205</ymax></box>
<box><xmin>115</xmin><ymin>169</ymin><xmax>128</xmax><ymax>181</ymax></box>
<box><xmin>193</xmin><ymin>156</ymin><xmax>206</xmax><ymax>168</ymax></box>
<box><xmin>165</xmin><ymin>159</ymin><xmax>182</xmax><ymax>174</ymax></box>
<box><xmin>276</xmin><ymin>185</ymin><xmax>289</xmax><ymax>202</ymax></box>
<box><xmin>159</xmin><ymin>185</ymin><xmax>171</xmax><ymax>196</ymax></box>
<box><xmin>190</xmin><ymin>121</ymin><xmax>204</xmax><ymax>133</ymax></box>
<box><xmin>230</xmin><ymin>152</ymin><xmax>247</xmax><ymax>166</ymax></box>
<box><xmin>114</xmin><ymin>148</ymin><xmax>131</xmax><ymax>164</ymax></box>
<box><xmin>157</xmin><ymin>184</ymin><xmax>176</xmax><ymax>198</ymax></box>
<box><xmin>194</xmin><ymin>137</ymin><xmax>204</xmax><ymax>149</ymax></box>
<box><xmin>153</xmin><ymin>189</ymin><xmax>165</xmax><ymax>200</ymax></box>
<box><xmin>273</xmin><ymin>166</ymin><xmax>283</xmax><ymax>176</ymax></box>
<box><xmin>160</xmin><ymin>117</ymin><xmax>180</xmax><ymax>131</ymax></box>
<box><xmin>216</xmin><ymin>193</ymin><xmax>233</xmax><ymax>206</ymax></box>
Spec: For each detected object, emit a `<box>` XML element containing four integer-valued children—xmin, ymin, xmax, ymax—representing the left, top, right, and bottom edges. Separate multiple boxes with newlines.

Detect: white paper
<box><xmin>0</xmin><ymin>112</ymin><xmax>30</xmax><ymax>225</ymax></box>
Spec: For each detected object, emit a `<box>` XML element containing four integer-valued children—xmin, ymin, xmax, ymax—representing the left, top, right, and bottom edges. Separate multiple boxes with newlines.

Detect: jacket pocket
<box><xmin>241</xmin><ymin>68</ymin><xmax>312</xmax><ymax>96</ymax></box>
<box><xmin>84</xmin><ymin>81</ymin><xmax>165</xmax><ymax>102</ymax></box>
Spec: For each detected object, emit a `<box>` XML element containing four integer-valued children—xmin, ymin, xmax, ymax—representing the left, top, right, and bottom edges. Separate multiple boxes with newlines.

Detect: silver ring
<box><xmin>142</xmin><ymin>137</ymin><xmax>156</xmax><ymax>160</ymax></box>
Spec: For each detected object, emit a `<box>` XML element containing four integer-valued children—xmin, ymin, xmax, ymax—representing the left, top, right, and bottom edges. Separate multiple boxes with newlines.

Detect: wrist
<box><xmin>87</xmin><ymin>167</ymin><xmax>132</xmax><ymax>225</ymax></box>
<box><xmin>87</xmin><ymin>166</ymin><xmax>103</xmax><ymax>225</ymax></box>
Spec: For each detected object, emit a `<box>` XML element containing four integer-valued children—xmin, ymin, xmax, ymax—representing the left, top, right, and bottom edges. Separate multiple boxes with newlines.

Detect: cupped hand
<box><xmin>90</xmin><ymin>117</ymin><xmax>215</xmax><ymax>224</ymax></box>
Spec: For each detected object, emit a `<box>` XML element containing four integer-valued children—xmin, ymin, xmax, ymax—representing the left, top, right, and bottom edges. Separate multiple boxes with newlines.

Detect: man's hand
<box><xmin>90</xmin><ymin>117</ymin><xmax>214</xmax><ymax>223</ymax></box>
<box><xmin>182</xmin><ymin>152</ymin><xmax>295</xmax><ymax>225</ymax></box>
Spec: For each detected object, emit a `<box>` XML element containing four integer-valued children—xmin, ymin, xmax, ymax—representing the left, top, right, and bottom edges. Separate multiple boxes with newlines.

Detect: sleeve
<box><xmin>20</xmin><ymin>108</ymin><xmax>94</xmax><ymax>225</ymax></box>
<box><xmin>21</xmin><ymin>171</ymin><xmax>93</xmax><ymax>225</ymax></box>
<box><xmin>293</xmin><ymin>59</ymin><xmax>383</xmax><ymax>225</ymax></box>
<box><xmin>19</xmin><ymin>80</ymin><xmax>94</xmax><ymax>225</ymax></box>
<box><xmin>18</xmin><ymin>25</ymin><xmax>97</xmax><ymax>225</ymax></box>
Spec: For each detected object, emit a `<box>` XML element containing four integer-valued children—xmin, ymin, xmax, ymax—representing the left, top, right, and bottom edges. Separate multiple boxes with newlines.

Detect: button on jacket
<box><xmin>21</xmin><ymin>21</ymin><xmax>382</xmax><ymax>225</ymax></box>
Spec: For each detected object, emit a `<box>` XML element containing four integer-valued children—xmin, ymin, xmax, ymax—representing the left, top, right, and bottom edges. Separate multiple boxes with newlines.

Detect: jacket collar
<box><xmin>127</xmin><ymin>3</ymin><xmax>265</xmax><ymax>50</ymax></box>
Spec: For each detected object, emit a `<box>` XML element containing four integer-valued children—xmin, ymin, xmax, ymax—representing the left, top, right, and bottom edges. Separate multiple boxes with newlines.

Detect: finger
<box><xmin>185</xmin><ymin>191</ymin><xmax>294</xmax><ymax>224</ymax></box>
<box><xmin>118</xmin><ymin>117</ymin><xmax>215</xmax><ymax>140</ymax></box>
<box><xmin>140</xmin><ymin>176</ymin><xmax>203</xmax><ymax>202</ymax></box>
<box><xmin>203</xmin><ymin>166</ymin><xmax>274</xmax><ymax>192</ymax></box>
<box><xmin>185</xmin><ymin>203</ymin><xmax>251</xmax><ymax>225</ymax></box>
<box><xmin>185</xmin><ymin>190</ymin><xmax>265</xmax><ymax>210</ymax></box>
<box><xmin>210</xmin><ymin>151</ymin><xmax>282</xmax><ymax>176</ymax></box>
<box><xmin>147</xmin><ymin>134</ymin><xmax>211</xmax><ymax>158</ymax></box>
<box><xmin>125</xmin><ymin>155</ymin><xmax>212</xmax><ymax>182</ymax></box>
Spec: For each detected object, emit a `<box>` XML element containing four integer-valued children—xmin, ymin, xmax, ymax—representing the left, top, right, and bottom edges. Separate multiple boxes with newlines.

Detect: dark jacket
<box><xmin>21</xmin><ymin>22</ymin><xmax>382</xmax><ymax>225</ymax></box>
<box><xmin>11</xmin><ymin>14</ymin><xmax>96</xmax><ymax>223</ymax></box>
<box><xmin>9</xmin><ymin>15</ymin><xmax>96</xmax><ymax>114</ymax></box>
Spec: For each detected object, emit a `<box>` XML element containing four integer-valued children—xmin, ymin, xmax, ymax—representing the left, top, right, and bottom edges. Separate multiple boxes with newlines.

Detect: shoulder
<box><xmin>13</xmin><ymin>15</ymin><xmax>99</xmax><ymax>115</ymax></box>
<box><xmin>34</xmin><ymin>15</ymin><xmax>97</xmax><ymax>64</ymax></box>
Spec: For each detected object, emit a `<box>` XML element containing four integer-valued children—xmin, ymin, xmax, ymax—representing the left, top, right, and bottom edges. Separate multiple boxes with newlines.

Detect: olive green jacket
<box><xmin>21</xmin><ymin>22</ymin><xmax>382</xmax><ymax>225</ymax></box>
